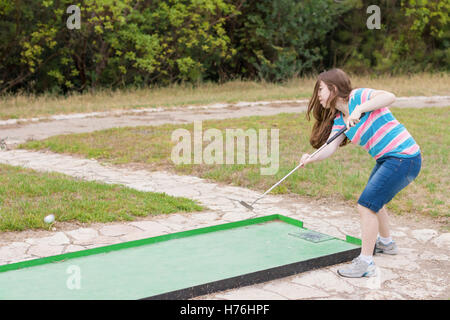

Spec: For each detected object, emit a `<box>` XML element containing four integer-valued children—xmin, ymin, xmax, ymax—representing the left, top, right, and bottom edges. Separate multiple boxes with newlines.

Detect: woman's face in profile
<box><xmin>318</xmin><ymin>81</ymin><xmax>331</xmax><ymax>108</ymax></box>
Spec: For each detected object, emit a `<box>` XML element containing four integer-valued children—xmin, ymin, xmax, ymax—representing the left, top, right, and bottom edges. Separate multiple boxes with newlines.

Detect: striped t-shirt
<box><xmin>331</xmin><ymin>88</ymin><xmax>420</xmax><ymax>160</ymax></box>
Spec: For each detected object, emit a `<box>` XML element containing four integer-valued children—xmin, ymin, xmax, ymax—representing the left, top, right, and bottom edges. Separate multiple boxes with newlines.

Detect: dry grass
<box><xmin>1</xmin><ymin>72</ymin><xmax>449</xmax><ymax>120</ymax></box>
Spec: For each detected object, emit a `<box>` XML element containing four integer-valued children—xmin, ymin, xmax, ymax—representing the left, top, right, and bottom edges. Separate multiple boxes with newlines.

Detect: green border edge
<box><xmin>0</xmin><ymin>214</ymin><xmax>361</xmax><ymax>273</ymax></box>
<box><xmin>345</xmin><ymin>235</ymin><xmax>363</xmax><ymax>246</ymax></box>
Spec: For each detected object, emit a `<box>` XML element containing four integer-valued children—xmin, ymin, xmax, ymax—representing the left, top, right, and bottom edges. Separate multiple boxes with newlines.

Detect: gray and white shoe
<box><xmin>337</xmin><ymin>256</ymin><xmax>376</xmax><ymax>278</ymax></box>
<box><xmin>375</xmin><ymin>238</ymin><xmax>398</xmax><ymax>255</ymax></box>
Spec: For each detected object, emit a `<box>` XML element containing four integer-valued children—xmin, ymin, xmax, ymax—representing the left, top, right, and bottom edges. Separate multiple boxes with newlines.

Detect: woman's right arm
<box><xmin>300</xmin><ymin>132</ymin><xmax>345</xmax><ymax>166</ymax></box>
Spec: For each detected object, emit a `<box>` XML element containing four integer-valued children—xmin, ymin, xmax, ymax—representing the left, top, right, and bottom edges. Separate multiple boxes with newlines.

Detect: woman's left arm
<box><xmin>346</xmin><ymin>90</ymin><xmax>396</xmax><ymax>128</ymax></box>
<box><xmin>356</xmin><ymin>90</ymin><xmax>396</xmax><ymax>113</ymax></box>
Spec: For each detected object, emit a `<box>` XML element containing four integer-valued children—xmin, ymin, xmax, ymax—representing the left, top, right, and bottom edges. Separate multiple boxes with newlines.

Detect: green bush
<box><xmin>329</xmin><ymin>0</ymin><xmax>449</xmax><ymax>75</ymax></box>
<box><xmin>0</xmin><ymin>0</ymin><xmax>238</xmax><ymax>93</ymax></box>
<box><xmin>222</xmin><ymin>0</ymin><xmax>353</xmax><ymax>81</ymax></box>
<box><xmin>0</xmin><ymin>0</ymin><xmax>448</xmax><ymax>94</ymax></box>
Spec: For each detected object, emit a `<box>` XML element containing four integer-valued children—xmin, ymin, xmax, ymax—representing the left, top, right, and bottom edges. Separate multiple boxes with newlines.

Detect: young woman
<box><xmin>301</xmin><ymin>68</ymin><xmax>421</xmax><ymax>278</ymax></box>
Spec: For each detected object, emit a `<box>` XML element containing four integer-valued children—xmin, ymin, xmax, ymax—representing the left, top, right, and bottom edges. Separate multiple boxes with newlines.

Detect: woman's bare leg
<box><xmin>358</xmin><ymin>204</ymin><xmax>379</xmax><ymax>256</ymax></box>
<box><xmin>377</xmin><ymin>205</ymin><xmax>391</xmax><ymax>238</ymax></box>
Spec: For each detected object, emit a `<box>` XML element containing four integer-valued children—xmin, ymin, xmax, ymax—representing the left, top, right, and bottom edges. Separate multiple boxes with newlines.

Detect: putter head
<box><xmin>239</xmin><ymin>201</ymin><xmax>254</xmax><ymax>211</ymax></box>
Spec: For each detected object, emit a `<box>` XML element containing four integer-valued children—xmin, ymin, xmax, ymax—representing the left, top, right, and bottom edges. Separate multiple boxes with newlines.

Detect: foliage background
<box><xmin>0</xmin><ymin>0</ymin><xmax>448</xmax><ymax>94</ymax></box>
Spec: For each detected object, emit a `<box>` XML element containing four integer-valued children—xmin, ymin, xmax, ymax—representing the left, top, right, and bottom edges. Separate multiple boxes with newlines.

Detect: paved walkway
<box><xmin>1</xmin><ymin>96</ymin><xmax>449</xmax><ymax>146</ymax></box>
<box><xmin>0</xmin><ymin>149</ymin><xmax>448</xmax><ymax>299</ymax></box>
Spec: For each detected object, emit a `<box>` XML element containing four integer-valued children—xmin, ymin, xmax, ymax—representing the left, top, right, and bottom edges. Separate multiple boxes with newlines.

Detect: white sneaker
<box><xmin>375</xmin><ymin>238</ymin><xmax>398</xmax><ymax>255</ymax></box>
<box><xmin>337</xmin><ymin>256</ymin><xmax>376</xmax><ymax>278</ymax></box>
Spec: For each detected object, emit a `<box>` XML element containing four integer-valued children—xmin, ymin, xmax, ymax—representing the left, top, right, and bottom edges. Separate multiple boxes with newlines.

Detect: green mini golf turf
<box><xmin>0</xmin><ymin>215</ymin><xmax>361</xmax><ymax>300</ymax></box>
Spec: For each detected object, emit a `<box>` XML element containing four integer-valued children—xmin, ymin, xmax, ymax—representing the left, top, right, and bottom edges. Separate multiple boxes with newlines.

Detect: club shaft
<box><xmin>251</xmin><ymin>142</ymin><xmax>329</xmax><ymax>206</ymax></box>
<box><xmin>243</xmin><ymin>114</ymin><xmax>365</xmax><ymax>208</ymax></box>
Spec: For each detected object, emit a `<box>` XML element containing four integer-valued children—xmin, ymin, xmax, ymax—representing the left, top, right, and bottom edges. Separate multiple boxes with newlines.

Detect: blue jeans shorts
<box><xmin>358</xmin><ymin>153</ymin><xmax>422</xmax><ymax>213</ymax></box>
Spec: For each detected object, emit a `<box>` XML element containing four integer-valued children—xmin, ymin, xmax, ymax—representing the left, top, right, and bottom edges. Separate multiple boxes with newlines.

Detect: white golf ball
<box><xmin>44</xmin><ymin>214</ymin><xmax>55</xmax><ymax>224</ymax></box>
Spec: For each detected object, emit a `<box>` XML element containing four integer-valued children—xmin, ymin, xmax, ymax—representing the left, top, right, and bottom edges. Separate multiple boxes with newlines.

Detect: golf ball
<box><xmin>44</xmin><ymin>214</ymin><xmax>55</xmax><ymax>224</ymax></box>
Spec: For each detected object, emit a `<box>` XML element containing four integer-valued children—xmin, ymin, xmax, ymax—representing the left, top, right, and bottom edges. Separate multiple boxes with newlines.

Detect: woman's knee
<box><xmin>357</xmin><ymin>203</ymin><xmax>377</xmax><ymax>215</ymax></box>
<box><xmin>378</xmin><ymin>205</ymin><xmax>387</xmax><ymax>214</ymax></box>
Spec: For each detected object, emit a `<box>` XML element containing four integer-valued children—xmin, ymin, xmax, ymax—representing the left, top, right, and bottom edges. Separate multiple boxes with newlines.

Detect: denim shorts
<box><xmin>358</xmin><ymin>153</ymin><xmax>422</xmax><ymax>213</ymax></box>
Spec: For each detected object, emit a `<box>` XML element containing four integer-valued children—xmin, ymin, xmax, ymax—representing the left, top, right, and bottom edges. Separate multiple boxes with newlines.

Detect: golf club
<box><xmin>239</xmin><ymin>114</ymin><xmax>364</xmax><ymax>210</ymax></box>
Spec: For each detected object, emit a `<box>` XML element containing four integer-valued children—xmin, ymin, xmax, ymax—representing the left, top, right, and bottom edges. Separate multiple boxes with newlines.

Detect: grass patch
<box><xmin>1</xmin><ymin>72</ymin><xmax>449</xmax><ymax>120</ymax></box>
<box><xmin>20</xmin><ymin>107</ymin><xmax>450</xmax><ymax>226</ymax></box>
<box><xmin>0</xmin><ymin>164</ymin><xmax>203</xmax><ymax>231</ymax></box>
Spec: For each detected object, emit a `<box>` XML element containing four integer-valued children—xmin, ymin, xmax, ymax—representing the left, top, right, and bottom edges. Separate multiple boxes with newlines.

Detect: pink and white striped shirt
<box><xmin>332</xmin><ymin>88</ymin><xmax>420</xmax><ymax>160</ymax></box>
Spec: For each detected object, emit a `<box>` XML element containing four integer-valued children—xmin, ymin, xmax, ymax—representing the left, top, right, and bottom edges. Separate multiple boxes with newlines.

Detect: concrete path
<box><xmin>1</xmin><ymin>96</ymin><xmax>449</xmax><ymax>147</ymax></box>
<box><xmin>0</xmin><ymin>149</ymin><xmax>448</xmax><ymax>299</ymax></box>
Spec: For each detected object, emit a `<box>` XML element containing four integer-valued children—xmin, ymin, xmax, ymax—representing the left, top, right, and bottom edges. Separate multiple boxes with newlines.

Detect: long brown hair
<box><xmin>306</xmin><ymin>68</ymin><xmax>353</xmax><ymax>149</ymax></box>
